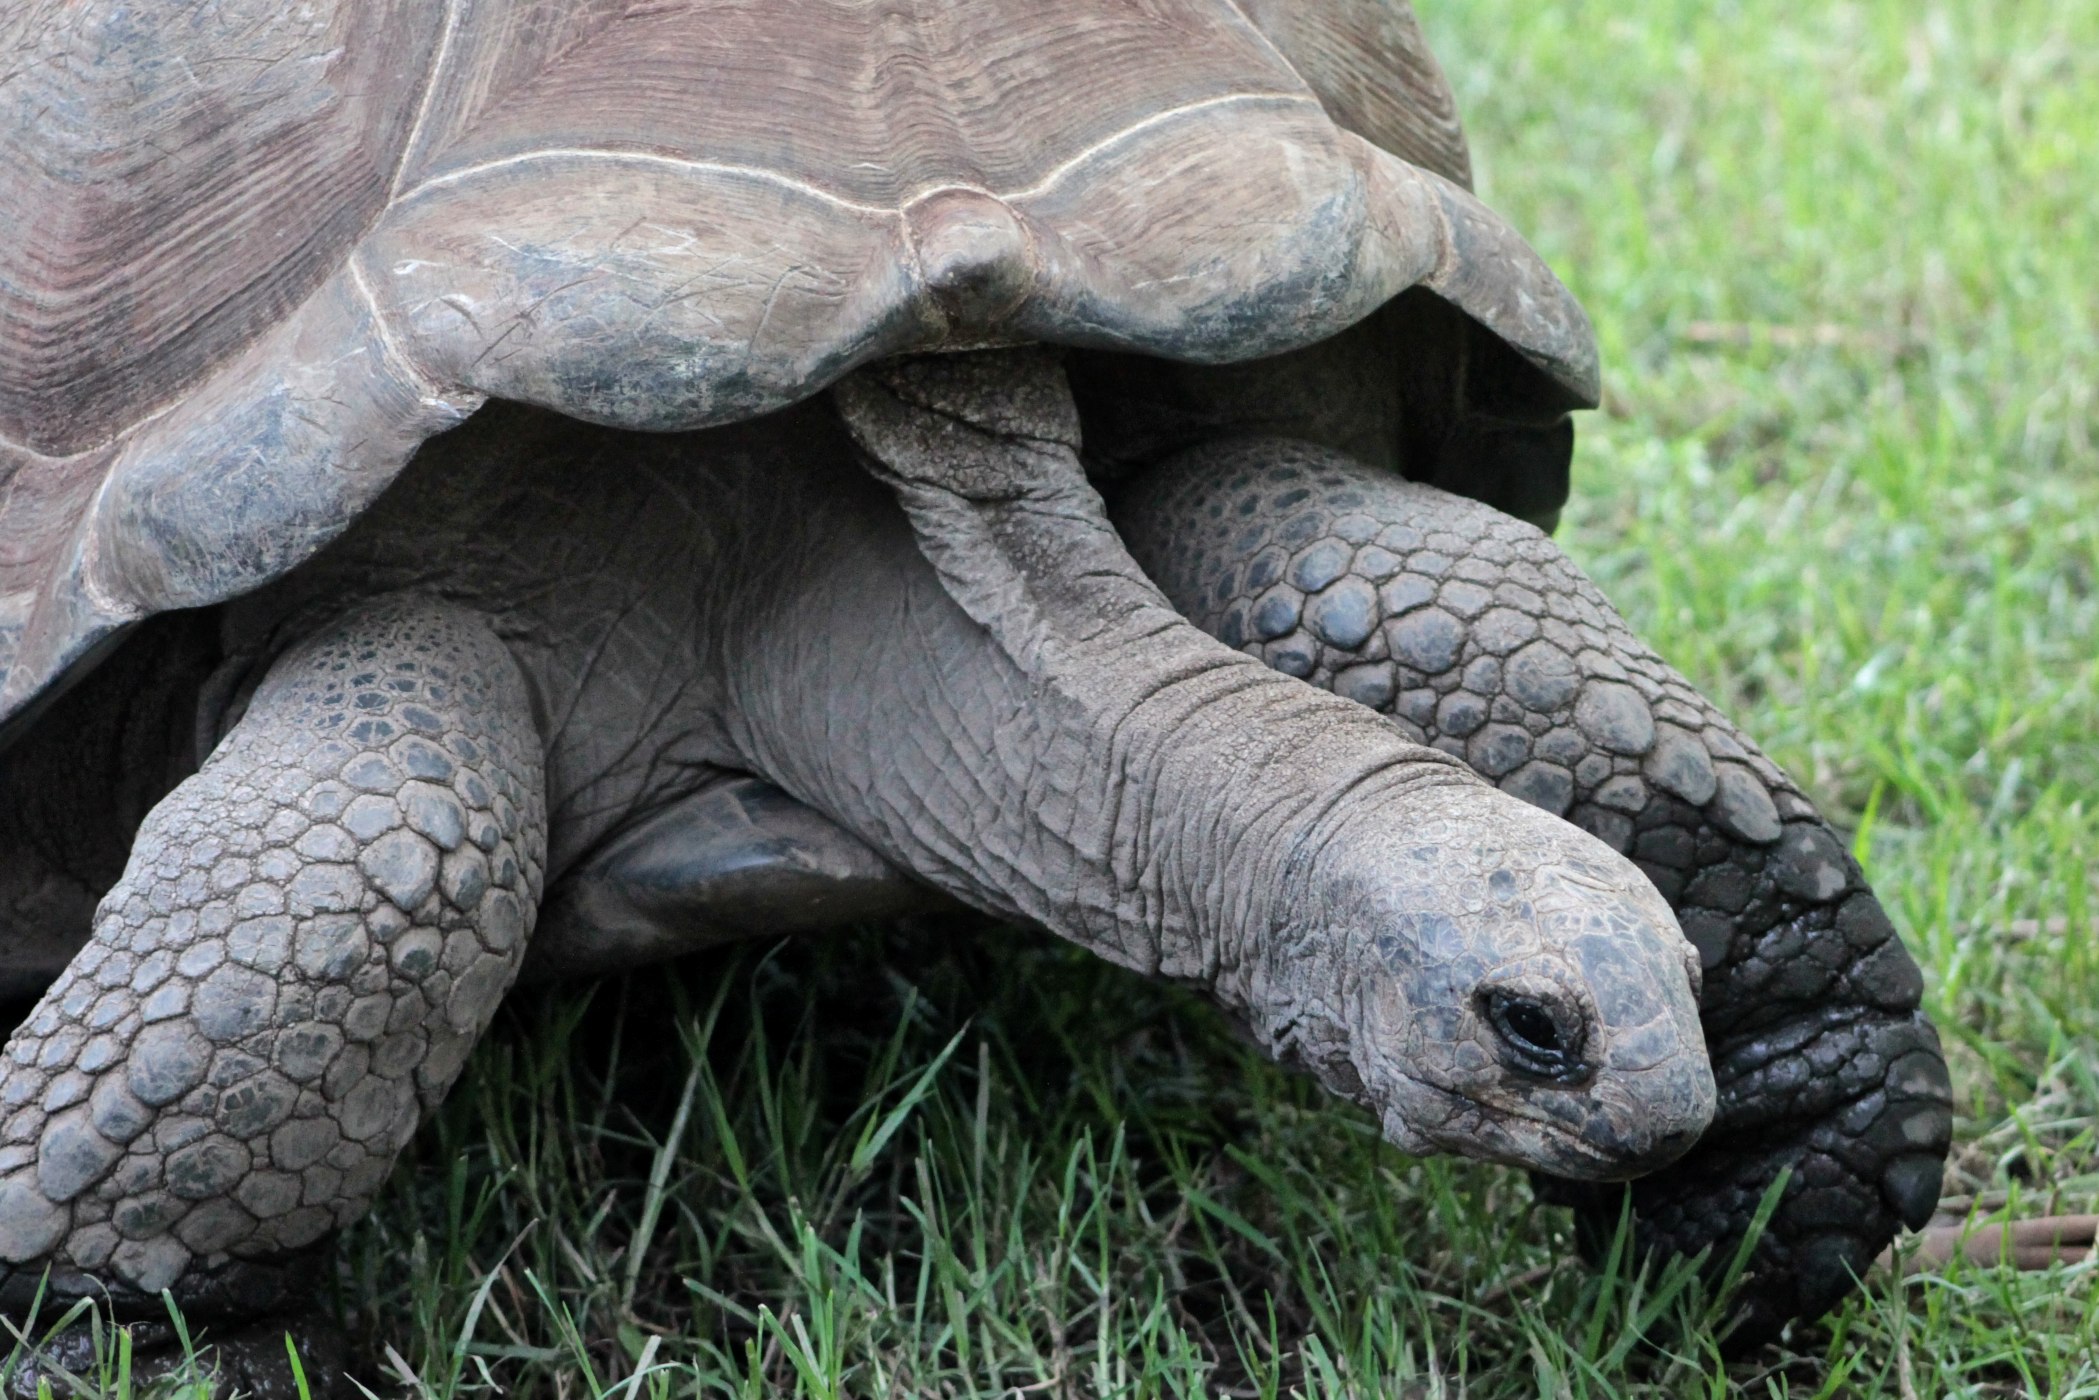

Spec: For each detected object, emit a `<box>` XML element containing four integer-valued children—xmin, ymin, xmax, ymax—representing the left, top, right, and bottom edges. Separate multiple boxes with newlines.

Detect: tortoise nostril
<box><xmin>1483</xmin><ymin>988</ymin><xmax>1588</xmax><ymax>1082</ymax></box>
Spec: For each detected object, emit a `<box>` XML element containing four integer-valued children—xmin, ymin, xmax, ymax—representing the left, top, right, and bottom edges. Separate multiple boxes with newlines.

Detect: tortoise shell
<box><xmin>0</xmin><ymin>0</ymin><xmax>1595</xmax><ymax>730</ymax></box>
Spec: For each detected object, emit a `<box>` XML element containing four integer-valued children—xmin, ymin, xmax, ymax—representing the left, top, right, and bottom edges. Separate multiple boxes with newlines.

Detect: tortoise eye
<box><xmin>1501</xmin><ymin>998</ymin><xmax>1561</xmax><ymax>1053</ymax></box>
<box><xmin>1482</xmin><ymin>988</ymin><xmax>1588</xmax><ymax>1082</ymax></box>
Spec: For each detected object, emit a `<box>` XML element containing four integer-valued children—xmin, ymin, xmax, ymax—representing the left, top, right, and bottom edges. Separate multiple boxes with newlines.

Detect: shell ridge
<box><xmin>1415</xmin><ymin>150</ymin><xmax>1462</xmax><ymax>273</ymax></box>
<box><xmin>388</xmin><ymin>93</ymin><xmax>1323</xmax><ymax>219</ymax></box>
<box><xmin>71</xmin><ymin>472</ymin><xmax>136</xmax><ymax>621</ymax></box>
<box><xmin>0</xmin><ymin>395</ymin><xmax>184</xmax><ymax>471</ymax></box>
<box><xmin>346</xmin><ymin>253</ymin><xmax>447</xmax><ymax>403</ymax></box>
<box><xmin>395</xmin><ymin>148</ymin><xmax>903</xmax><ymax>216</ymax></box>
<box><xmin>386</xmin><ymin>0</ymin><xmax>639</xmax><ymax>196</ymax></box>
<box><xmin>0</xmin><ymin>455</ymin><xmax>132</xmax><ymax>726</ymax></box>
<box><xmin>387</xmin><ymin>0</ymin><xmax>468</xmax><ymax>201</ymax></box>
<box><xmin>1208</xmin><ymin>0</ymin><xmax>1307</xmax><ymax>94</ymax></box>
<box><xmin>1344</xmin><ymin>138</ymin><xmax>1600</xmax><ymax>406</ymax></box>
<box><xmin>0</xmin><ymin>434</ymin><xmax>62</xmax><ymax>465</ymax></box>
<box><xmin>1219</xmin><ymin>0</ymin><xmax>1472</xmax><ymax>187</ymax></box>
<box><xmin>0</xmin><ymin>0</ymin><xmax>453</xmax><ymax>455</ymax></box>
<box><xmin>995</xmin><ymin>92</ymin><xmax>1317</xmax><ymax>203</ymax></box>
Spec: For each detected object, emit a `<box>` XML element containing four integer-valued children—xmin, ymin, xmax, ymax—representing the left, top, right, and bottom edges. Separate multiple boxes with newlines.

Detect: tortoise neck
<box><xmin>719</xmin><ymin>454</ymin><xmax>1469</xmax><ymax>989</ymax></box>
<box><xmin>716</xmin><ymin>354</ymin><xmax>1470</xmax><ymax>989</ymax></box>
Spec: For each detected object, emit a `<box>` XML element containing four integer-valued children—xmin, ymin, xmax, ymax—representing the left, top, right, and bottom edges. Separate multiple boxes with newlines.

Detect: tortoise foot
<box><xmin>1539</xmin><ymin>1003</ymin><xmax>1948</xmax><ymax>1344</ymax></box>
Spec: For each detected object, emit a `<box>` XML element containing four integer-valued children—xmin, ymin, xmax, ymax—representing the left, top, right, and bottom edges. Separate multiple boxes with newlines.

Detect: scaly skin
<box><xmin>1113</xmin><ymin>439</ymin><xmax>1953</xmax><ymax>1339</ymax></box>
<box><xmin>0</xmin><ymin>598</ymin><xmax>543</xmax><ymax>1316</ymax></box>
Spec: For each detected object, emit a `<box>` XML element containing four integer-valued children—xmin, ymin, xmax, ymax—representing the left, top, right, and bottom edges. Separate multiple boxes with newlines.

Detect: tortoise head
<box><xmin>1255</xmin><ymin>785</ymin><xmax>1714</xmax><ymax>1181</ymax></box>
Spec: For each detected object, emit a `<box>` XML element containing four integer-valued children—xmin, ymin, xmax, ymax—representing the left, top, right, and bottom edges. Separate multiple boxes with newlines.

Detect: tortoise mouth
<box><xmin>1388</xmin><ymin>1058</ymin><xmax>1712</xmax><ymax>1182</ymax></box>
<box><xmin>1471</xmin><ymin>1110</ymin><xmax>1705</xmax><ymax>1182</ymax></box>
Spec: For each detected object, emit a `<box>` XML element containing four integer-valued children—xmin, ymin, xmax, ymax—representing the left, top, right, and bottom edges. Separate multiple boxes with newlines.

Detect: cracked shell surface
<box><xmin>0</xmin><ymin>0</ymin><xmax>1593</xmax><ymax>734</ymax></box>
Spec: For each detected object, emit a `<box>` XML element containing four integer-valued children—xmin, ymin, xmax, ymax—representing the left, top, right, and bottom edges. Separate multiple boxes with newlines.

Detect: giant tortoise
<box><xmin>0</xmin><ymin>0</ymin><xmax>1945</xmax><ymax>1367</ymax></box>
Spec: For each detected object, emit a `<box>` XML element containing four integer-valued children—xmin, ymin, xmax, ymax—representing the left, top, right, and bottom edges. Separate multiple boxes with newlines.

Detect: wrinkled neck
<box><xmin>715</xmin><ymin>439</ymin><xmax>1471</xmax><ymax>992</ymax></box>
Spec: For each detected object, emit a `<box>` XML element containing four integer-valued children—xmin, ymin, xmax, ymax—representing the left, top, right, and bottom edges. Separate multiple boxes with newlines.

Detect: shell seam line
<box><xmin>1000</xmin><ymin>91</ymin><xmax>1314</xmax><ymax>201</ymax></box>
<box><xmin>0</xmin><ymin>428</ymin><xmax>62</xmax><ymax>462</ymax></box>
<box><xmin>346</xmin><ymin>255</ymin><xmax>446</xmax><ymax>401</ymax></box>
<box><xmin>1211</xmin><ymin>0</ymin><xmax>1472</xmax><ymax>189</ymax></box>
<box><xmin>1210</xmin><ymin>0</ymin><xmax>1324</xmax><ymax>104</ymax></box>
<box><xmin>388</xmin><ymin>0</ymin><xmax>466</xmax><ymax>202</ymax></box>
<box><xmin>392</xmin><ymin>93</ymin><xmax>1320</xmax><ymax>213</ymax></box>
<box><xmin>0</xmin><ymin>390</ymin><xmax>182</xmax><ymax>465</ymax></box>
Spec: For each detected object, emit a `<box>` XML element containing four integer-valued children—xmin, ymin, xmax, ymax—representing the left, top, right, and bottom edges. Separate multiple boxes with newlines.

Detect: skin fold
<box><xmin>0</xmin><ymin>354</ymin><xmax>1712</xmax><ymax>1348</ymax></box>
<box><xmin>1111</xmin><ymin>437</ymin><xmax>1953</xmax><ymax>1340</ymax></box>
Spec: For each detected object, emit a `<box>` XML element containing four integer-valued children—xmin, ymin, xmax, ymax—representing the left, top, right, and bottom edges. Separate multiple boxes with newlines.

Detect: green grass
<box><xmin>17</xmin><ymin>1</ymin><xmax>2097</xmax><ymax>1394</ymax></box>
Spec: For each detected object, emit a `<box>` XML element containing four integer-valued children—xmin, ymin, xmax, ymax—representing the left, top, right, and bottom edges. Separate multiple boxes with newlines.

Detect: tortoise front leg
<box><xmin>0</xmin><ymin>596</ymin><xmax>543</xmax><ymax>1323</ymax></box>
<box><xmin>1113</xmin><ymin>439</ymin><xmax>1953</xmax><ymax>1341</ymax></box>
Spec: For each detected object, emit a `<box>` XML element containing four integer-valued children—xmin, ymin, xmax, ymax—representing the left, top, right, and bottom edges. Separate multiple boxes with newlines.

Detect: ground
<box><xmin>16</xmin><ymin>0</ymin><xmax>2099</xmax><ymax>1394</ymax></box>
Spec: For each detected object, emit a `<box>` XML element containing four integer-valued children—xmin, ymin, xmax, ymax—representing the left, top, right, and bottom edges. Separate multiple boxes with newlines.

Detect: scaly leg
<box><xmin>0</xmin><ymin>595</ymin><xmax>543</xmax><ymax>1325</ymax></box>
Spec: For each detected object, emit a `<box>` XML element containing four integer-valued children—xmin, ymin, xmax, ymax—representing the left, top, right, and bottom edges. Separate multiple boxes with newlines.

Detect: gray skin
<box><xmin>0</xmin><ymin>353</ymin><xmax>1712</xmax><ymax>1347</ymax></box>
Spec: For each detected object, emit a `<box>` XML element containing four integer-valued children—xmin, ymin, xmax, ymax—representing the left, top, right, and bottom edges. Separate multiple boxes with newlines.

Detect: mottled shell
<box><xmin>0</xmin><ymin>0</ymin><xmax>1594</xmax><ymax>731</ymax></box>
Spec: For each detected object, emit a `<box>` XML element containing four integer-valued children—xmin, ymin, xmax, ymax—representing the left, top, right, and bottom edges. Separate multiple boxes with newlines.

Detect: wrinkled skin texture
<box><xmin>836</xmin><ymin>354</ymin><xmax>1710</xmax><ymax>1177</ymax></box>
<box><xmin>1113</xmin><ymin>439</ymin><xmax>1952</xmax><ymax>1341</ymax></box>
<box><xmin>0</xmin><ymin>355</ymin><xmax>1711</xmax><ymax>1378</ymax></box>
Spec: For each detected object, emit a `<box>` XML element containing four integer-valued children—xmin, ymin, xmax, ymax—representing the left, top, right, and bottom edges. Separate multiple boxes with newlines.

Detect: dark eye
<box><xmin>1483</xmin><ymin>989</ymin><xmax>1587</xmax><ymax>1082</ymax></box>
<box><xmin>1502</xmin><ymin>999</ymin><xmax>1562</xmax><ymax>1053</ymax></box>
